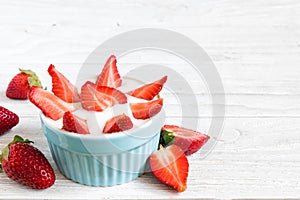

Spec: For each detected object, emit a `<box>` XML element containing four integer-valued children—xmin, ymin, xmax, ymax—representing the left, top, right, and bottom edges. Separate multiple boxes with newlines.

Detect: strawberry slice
<box><xmin>81</xmin><ymin>81</ymin><xmax>127</xmax><ymax>112</ymax></box>
<box><xmin>160</xmin><ymin>125</ymin><xmax>210</xmax><ymax>156</ymax></box>
<box><xmin>150</xmin><ymin>145</ymin><xmax>189</xmax><ymax>192</ymax></box>
<box><xmin>29</xmin><ymin>86</ymin><xmax>74</xmax><ymax>120</ymax></box>
<box><xmin>62</xmin><ymin>111</ymin><xmax>89</xmax><ymax>134</ymax></box>
<box><xmin>103</xmin><ymin>114</ymin><xmax>133</xmax><ymax>134</ymax></box>
<box><xmin>130</xmin><ymin>98</ymin><xmax>163</xmax><ymax>120</ymax></box>
<box><xmin>127</xmin><ymin>76</ymin><xmax>167</xmax><ymax>100</ymax></box>
<box><xmin>48</xmin><ymin>64</ymin><xmax>80</xmax><ymax>103</ymax></box>
<box><xmin>95</xmin><ymin>55</ymin><xmax>122</xmax><ymax>88</ymax></box>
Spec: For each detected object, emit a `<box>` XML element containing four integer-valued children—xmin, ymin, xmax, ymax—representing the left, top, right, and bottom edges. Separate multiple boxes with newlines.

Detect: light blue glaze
<box><xmin>40</xmin><ymin>111</ymin><xmax>165</xmax><ymax>186</ymax></box>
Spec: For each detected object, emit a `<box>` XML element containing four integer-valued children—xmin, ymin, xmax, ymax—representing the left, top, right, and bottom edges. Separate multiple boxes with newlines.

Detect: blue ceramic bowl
<box><xmin>40</xmin><ymin>110</ymin><xmax>165</xmax><ymax>186</ymax></box>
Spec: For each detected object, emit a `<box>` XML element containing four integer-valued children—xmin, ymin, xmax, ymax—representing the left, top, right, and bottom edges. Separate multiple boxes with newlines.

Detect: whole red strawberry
<box><xmin>0</xmin><ymin>106</ymin><xmax>19</xmax><ymax>135</ymax></box>
<box><xmin>6</xmin><ymin>69</ymin><xmax>42</xmax><ymax>99</ymax></box>
<box><xmin>0</xmin><ymin>135</ymin><xmax>55</xmax><ymax>189</ymax></box>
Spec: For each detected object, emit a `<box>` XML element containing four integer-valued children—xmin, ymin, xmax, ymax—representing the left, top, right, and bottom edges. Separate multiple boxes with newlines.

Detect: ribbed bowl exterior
<box><xmin>46</xmin><ymin>134</ymin><xmax>159</xmax><ymax>186</ymax></box>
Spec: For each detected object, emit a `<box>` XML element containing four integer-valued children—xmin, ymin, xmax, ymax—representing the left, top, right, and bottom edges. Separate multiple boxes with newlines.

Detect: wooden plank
<box><xmin>1</xmin><ymin>117</ymin><xmax>300</xmax><ymax>199</ymax></box>
<box><xmin>1</xmin><ymin>59</ymin><xmax>300</xmax><ymax>95</ymax></box>
<box><xmin>1</xmin><ymin>93</ymin><xmax>300</xmax><ymax>118</ymax></box>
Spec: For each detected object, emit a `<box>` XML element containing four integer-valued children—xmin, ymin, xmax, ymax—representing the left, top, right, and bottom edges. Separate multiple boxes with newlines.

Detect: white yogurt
<box><xmin>44</xmin><ymin>77</ymin><xmax>157</xmax><ymax>135</ymax></box>
<box><xmin>76</xmin><ymin>95</ymin><xmax>150</xmax><ymax>135</ymax></box>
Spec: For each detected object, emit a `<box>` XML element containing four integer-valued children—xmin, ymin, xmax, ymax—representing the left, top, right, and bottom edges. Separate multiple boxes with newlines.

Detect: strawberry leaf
<box><xmin>1</xmin><ymin>145</ymin><xmax>9</xmax><ymax>162</ymax></box>
<box><xmin>19</xmin><ymin>68</ymin><xmax>43</xmax><ymax>88</ymax></box>
<box><xmin>159</xmin><ymin>130</ymin><xmax>175</xmax><ymax>147</ymax></box>
<box><xmin>9</xmin><ymin>135</ymin><xmax>33</xmax><ymax>145</ymax></box>
<box><xmin>1</xmin><ymin>135</ymin><xmax>33</xmax><ymax>161</ymax></box>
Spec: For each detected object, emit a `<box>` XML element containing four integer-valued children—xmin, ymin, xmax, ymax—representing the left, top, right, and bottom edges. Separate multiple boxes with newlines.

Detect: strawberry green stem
<box><xmin>19</xmin><ymin>68</ymin><xmax>43</xmax><ymax>88</ymax></box>
<box><xmin>8</xmin><ymin>135</ymin><xmax>33</xmax><ymax>145</ymax></box>
<box><xmin>159</xmin><ymin>130</ymin><xmax>175</xmax><ymax>148</ymax></box>
<box><xmin>1</xmin><ymin>135</ymin><xmax>33</xmax><ymax>163</ymax></box>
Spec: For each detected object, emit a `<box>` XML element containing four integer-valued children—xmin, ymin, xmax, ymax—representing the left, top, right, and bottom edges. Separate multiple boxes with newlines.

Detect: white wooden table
<box><xmin>1</xmin><ymin>0</ymin><xmax>300</xmax><ymax>199</ymax></box>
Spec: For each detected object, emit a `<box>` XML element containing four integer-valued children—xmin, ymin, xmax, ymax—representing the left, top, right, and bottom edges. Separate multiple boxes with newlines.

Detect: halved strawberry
<box><xmin>81</xmin><ymin>81</ymin><xmax>127</xmax><ymax>112</ymax></box>
<box><xmin>130</xmin><ymin>98</ymin><xmax>163</xmax><ymax>120</ymax></box>
<box><xmin>160</xmin><ymin>125</ymin><xmax>210</xmax><ymax>156</ymax></box>
<box><xmin>127</xmin><ymin>76</ymin><xmax>167</xmax><ymax>100</ymax></box>
<box><xmin>95</xmin><ymin>55</ymin><xmax>122</xmax><ymax>88</ymax></box>
<box><xmin>103</xmin><ymin>114</ymin><xmax>133</xmax><ymax>134</ymax></box>
<box><xmin>149</xmin><ymin>145</ymin><xmax>189</xmax><ymax>192</ymax></box>
<box><xmin>48</xmin><ymin>64</ymin><xmax>80</xmax><ymax>103</ymax></box>
<box><xmin>62</xmin><ymin>111</ymin><xmax>89</xmax><ymax>134</ymax></box>
<box><xmin>29</xmin><ymin>86</ymin><xmax>75</xmax><ymax>120</ymax></box>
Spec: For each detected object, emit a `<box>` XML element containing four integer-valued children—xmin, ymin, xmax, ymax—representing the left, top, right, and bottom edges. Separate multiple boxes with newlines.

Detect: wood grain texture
<box><xmin>0</xmin><ymin>0</ymin><xmax>300</xmax><ymax>199</ymax></box>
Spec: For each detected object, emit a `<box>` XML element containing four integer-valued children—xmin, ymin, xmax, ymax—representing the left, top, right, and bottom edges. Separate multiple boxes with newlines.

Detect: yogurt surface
<box><xmin>44</xmin><ymin>77</ymin><xmax>158</xmax><ymax>135</ymax></box>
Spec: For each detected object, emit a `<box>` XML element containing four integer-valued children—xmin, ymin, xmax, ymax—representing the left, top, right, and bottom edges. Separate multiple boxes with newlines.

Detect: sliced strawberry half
<box><xmin>103</xmin><ymin>114</ymin><xmax>133</xmax><ymax>134</ymax></box>
<box><xmin>130</xmin><ymin>98</ymin><xmax>163</xmax><ymax>120</ymax></box>
<box><xmin>127</xmin><ymin>76</ymin><xmax>167</xmax><ymax>100</ymax></box>
<box><xmin>95</xmin><ymin>55</ymin><xmax>122</xmax><ymax>88</ymax></box>
<box><xmin>48</xmin><ymin>64</ymin><xmax>80</xmax><ymax>103</ymax></box>
<box><xmin>29</xmin><ymin>86</ymin><xmax>75</xmax><ymax>120</ymax></box>
<box><xmin>81</xmin><ymin>81</ymin><xmax>127</xmax><ymax>112</ymax></box>
<box><xmin>160</xmin><ymin>125</ymin><xmax>210</xmax><ymax>156</ymax></box>
<box><xmin>62</xmin><ymin>111</ymin><xmax>89</xmax><ymax>134</ymax></box>
<box><xmin>149</xmin><ymin>145</ymin><xmax>189</xmax><ymax>192</ymax></box>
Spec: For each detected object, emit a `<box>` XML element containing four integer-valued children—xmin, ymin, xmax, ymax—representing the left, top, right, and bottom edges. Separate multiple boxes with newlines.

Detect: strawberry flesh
<box><xmin>48</xmin><ymin>64</ymin><xmax>80</xmax><ymax>103</ymax></box>
<box><xmin>96</xmin><ymin>55</ymin><xmax>122</xmax><ymax>88</ymax></box>
<box><xmin>62</xmin><ymin>111</ymin><xmax>89</xmax><ymax>134</ymax></box>
<box><xmin>127</xmin><ymin>76</ymin><xmax>167</xmax><ymax>100</ymax></box>
<box><xmin>130</xmin><ymin>98</ymin><xmax>163</xmax><ymax>120</ymax></box>
<box><xmin>161</xmin><ymin>125</ymin><xmax>210</xmax><ymax>156</ymax></box>
<box><xmin>150</xmin><ymin>145</ymin><xmax>189</xmax><ymax>192</ymax></box>
<box><xmin>0</xmin><ymin>106</ymin><xmax>19</xmax><ymax>135</ymax></box>
<box><xmin>103</xmin><ymin>114</ymin><xmax>133</xmax><ymax>133</ymax></box>
<box><xmin>81</xmin><ymin>81</ymin><xmax>127</xmax><ymax>112</ymax></box>
<box><xmin>29</xmin><ymin>86</ymin><xmax>75</xmax><ymax>120</ymax></box>
<box><xmin>0</xmin><ymin>135</ymin><xmax>55</xmax><ymax>189</ymax></box>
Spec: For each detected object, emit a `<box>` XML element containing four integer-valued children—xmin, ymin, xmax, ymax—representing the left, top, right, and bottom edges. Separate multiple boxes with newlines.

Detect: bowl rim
<box><xmin>40</xmin><ymin>110</ymin><xmax>165</xmax><ymax>154</ymax></box>
<box><xmin>40</xmin><ymin>109</ymin><xmax>165</xmax><ymax>141</ymax></box>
